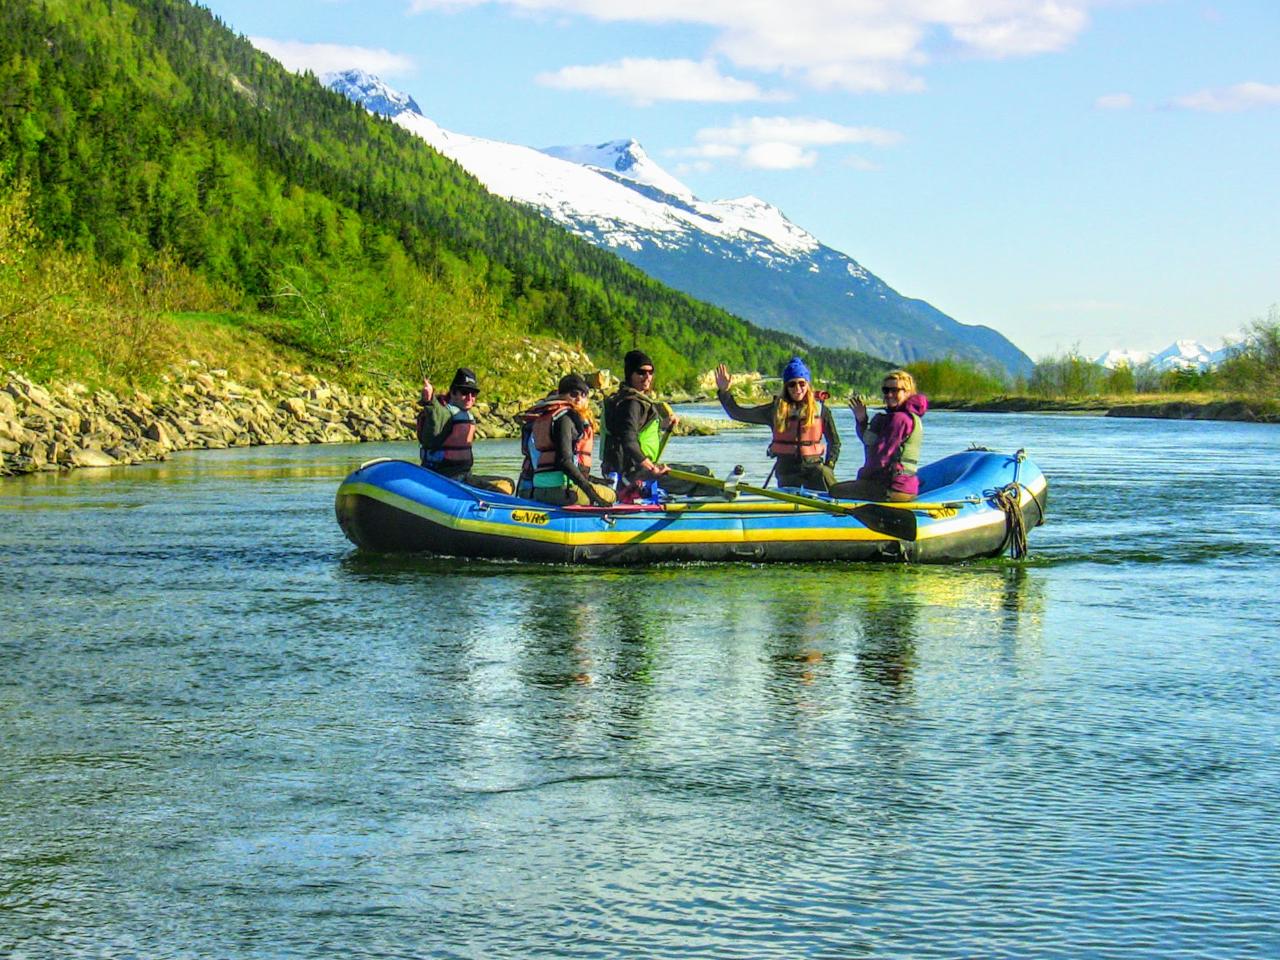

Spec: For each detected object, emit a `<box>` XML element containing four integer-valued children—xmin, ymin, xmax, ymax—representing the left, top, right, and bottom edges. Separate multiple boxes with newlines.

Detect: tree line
<box><xmin>905</xmin><ymin>306</ymin><xmax>1280</xmax><ymax>400</ymax></box>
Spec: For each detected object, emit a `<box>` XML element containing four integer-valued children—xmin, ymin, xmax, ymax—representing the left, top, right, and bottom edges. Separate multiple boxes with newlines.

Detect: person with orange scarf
<box><xmin>518</xmin><ymin>373</ymin><xmax>617</xmax><ymax>507</ymax></box>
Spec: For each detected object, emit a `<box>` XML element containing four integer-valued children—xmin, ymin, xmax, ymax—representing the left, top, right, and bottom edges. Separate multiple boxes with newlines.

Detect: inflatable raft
<box><xmin>335</xmin><ymin>449</ymin><xmax>1047</xmax><ymax>565</ymax></box>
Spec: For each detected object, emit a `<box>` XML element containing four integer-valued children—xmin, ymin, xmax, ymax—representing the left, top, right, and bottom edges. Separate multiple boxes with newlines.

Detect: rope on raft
<box><xmin>993</xmin><ymin>482</ymin><xmax>1030</xmax><ymax>559</ymax></box>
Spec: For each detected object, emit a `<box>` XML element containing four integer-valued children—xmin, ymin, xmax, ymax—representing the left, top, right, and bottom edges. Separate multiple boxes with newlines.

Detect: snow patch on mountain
<box><xmin>1096</xmin><ymin>338</ymin><xmax>1238</xmax><ymax>372</ymax></box>
<box><xmin>322</xmin><ymin>68</ymin><xmax>420</xmax><ymax>119</ymax></box>
<box><xmin>541</xmin><ymin>140</ymin><xmax>694</xmax><ymax>203</ymax></box>
<box><xmin>393</xmin><ymin>113</ymin><xmax>721</xmax><ymax>249</ymax></box>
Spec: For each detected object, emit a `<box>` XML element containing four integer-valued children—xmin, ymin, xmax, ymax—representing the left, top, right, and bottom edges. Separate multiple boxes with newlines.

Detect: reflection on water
<box><xmin>3</xmin><ymin>416</ymin><xmax>1279</xmax><ymax>959</ymax></box>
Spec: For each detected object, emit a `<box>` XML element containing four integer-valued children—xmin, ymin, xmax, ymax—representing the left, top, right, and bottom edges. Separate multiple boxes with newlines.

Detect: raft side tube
<box><xmin>335</xmin><ymin>452</ymin><xmax>1048</xmax><ymax>564</ymax></box>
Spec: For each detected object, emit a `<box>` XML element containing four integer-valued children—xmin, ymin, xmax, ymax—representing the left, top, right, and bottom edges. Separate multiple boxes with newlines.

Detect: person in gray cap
<box><xmin>517</xmin><ymin>373</ymin><xmax>616</xmax><ymax>507</ymax></box>
<box><xmin>416</xmin><ymin>367</ymin><xmax>513</xmax><ymax>495</ymax></box>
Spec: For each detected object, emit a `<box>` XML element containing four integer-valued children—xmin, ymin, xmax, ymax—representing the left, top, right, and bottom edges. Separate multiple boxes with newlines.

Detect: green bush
<box><xmin>905</xmin><ymin>357</ymin><xmax>1007</xmax><ymax>398</ymax></box>
<box><xmin>1216</xmin><ymin>306</ymin><xmax>1280</xmax><ymax>395</ymax></box>
<box><xmin>1027</xmin><ymin>350</ymin><xmax>1105</xmax><ymax>398</ymax></box>
<box><xmin>1103</xmin><ymin>363</ymin><xmax>1136</xmax><ymax>395</ymax></box>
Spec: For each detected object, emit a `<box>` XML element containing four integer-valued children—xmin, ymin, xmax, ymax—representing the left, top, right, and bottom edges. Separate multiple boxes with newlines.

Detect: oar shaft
<box><xmin>664</xmin><ymin>466</ymin><xmax>918</xmax><ymax>540</ymax></box>
<box><xmin>664</xmin><ymin>468</ymin><xmax>952</xmax><ymax>512</ymax></box>
<box><xmin>655</xmin><ymin>402</ymin><xmax>675</xmax><ymax>460</ymax></box>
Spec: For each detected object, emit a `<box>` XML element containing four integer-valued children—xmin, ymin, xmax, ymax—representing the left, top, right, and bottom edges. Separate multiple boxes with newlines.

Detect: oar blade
<box><xmin>847</xmin><ymin>503</ymin><xmax>918</xmax><ymax>541</ymax></box>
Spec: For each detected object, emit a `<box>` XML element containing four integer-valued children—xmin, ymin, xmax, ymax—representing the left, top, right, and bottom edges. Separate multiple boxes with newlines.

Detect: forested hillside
<box><xmin>0</xmin><ymin>0</ymin><xmax>889</xmax><ymax>391</ymax></box>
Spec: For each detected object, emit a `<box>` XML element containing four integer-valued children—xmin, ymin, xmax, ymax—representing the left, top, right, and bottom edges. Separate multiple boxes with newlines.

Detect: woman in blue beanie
<box><xmin>714</xmin><ymin>357</ymin><xmax>840</xmax><ymax>491</ymax></box>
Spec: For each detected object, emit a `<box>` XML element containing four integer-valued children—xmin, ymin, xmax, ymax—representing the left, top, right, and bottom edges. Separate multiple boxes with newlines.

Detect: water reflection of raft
<box><xmin>335</xmin><ymin>449</ymin><xmax>1047</xmax><ymax>564</ymax></box>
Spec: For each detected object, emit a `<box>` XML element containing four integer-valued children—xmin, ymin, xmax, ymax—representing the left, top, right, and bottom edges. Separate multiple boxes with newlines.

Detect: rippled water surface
<box><xmin>2</xmin><ymin>410</ymin><xmax>1278</xmax><ymax>959</ymax></box>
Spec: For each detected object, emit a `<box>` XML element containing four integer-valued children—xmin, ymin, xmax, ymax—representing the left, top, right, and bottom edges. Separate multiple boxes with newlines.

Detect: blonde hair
<box><xmin>569</xmin><ymin>394</ymin><xmax>597</xmax><ymax>432</ymax></box>
<box><xmin>774</xmin><ymin>385</ymin><xmax>817</xmax><ymax>432</ymax></box>
<box><xmin>883</xmin><ymin>370</ymin><xmax>916</xmax><ymax>396</ymax></box>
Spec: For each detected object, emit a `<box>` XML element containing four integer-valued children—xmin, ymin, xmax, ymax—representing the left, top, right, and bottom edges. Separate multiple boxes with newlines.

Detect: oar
<box><xmin>655</xmin><ymin>402</ymin><xmax>675</xmax><ymax>461</ymax></box>
<box><xmin>666</xmin><ymin>468</ymin><xmax>917</xmax><ymax>541</ymax></box>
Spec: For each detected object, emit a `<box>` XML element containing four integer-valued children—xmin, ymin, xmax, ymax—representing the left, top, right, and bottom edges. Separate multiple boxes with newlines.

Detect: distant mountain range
<box><xmin>325</xmin><ymin>69</ymin><xmax>1033</xmax><ymax>377</ymax></box>
<box><xmin>1095</xmin><ymin>338</ymin><xmax>1237</xmax><ymax>372</ymax></box>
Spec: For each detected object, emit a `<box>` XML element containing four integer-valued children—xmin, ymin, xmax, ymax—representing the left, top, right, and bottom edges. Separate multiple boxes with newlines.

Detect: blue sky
<box><xmin>199</xmin><ymin>0</ymin><xmax>1278</xmax><ymax>359</ymax></box>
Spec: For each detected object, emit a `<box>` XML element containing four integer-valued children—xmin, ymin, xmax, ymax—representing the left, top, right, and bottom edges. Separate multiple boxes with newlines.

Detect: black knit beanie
<box><xmin>558</xmin><ymin>373</ymin><xmax>590</xmax><ymax>396</ymax></box>
<box><xmin>624</xmin><ymin>350</ymin><xmax>654</xmax><ymax>378</ymax></box>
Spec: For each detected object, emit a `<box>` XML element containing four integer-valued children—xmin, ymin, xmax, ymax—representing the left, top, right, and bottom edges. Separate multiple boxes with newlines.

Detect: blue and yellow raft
<box><xmin>335</xmin><ymin>449</ymin><xmax>1047</xmax><ymax>564</ymax></box>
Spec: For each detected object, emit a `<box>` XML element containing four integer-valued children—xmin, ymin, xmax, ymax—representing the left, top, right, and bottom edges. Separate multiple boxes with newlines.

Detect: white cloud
<box><xmin>949</xmin><ymin>2</ymin><xmax>1089</xmax><ymax>59</ymax></box>
<box><xmin>250</xmin><ymin>37</ymin><xmax>416</xmax><ymax>77</ymax></box>
<box><xmin>408</xmin><ymin>1</ymin><xmax>1098</xmax><ymax>95</ymax></box>
<box><xmin>1171</xmin><ymin>81</ymin><xmax>1280</xmax><ymax>113</ymax></box>
<box><xmin>536</xmin><ymin>58</ymin><xmax>782</xmax><ymax>105</ymax></box>
<box><xmin>696</xmin><ymin>116</ymin><xmax>902</xmax><ymax>148</ymax></box>
<box><xmin>1095</xmin><ymin>92</ymin><xmax>1134</xmax><ymax>110</ymax></box>
<box><xmin>677</xmin><ymin>115</ymin><xmax>901</xmax><ymax>171</ymax></box>
<box><xmin>742</xmin><ymin>143</ymin><xmax>817</xmax><ymax>170</ymax></box>
<box><xmin>804</xmin><ymin>62</ymin><xmax>928</xmax><ymax>95</ymax></box>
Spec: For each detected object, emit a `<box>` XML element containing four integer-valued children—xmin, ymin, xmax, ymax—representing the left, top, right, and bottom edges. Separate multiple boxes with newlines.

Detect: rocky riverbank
<box><xmin>0</xmin><ymin>363</ymin><xmax>420</xmax><ymax>476</ymax></box>
<box><xmin>1</xmin><ymin>348</ymin><xmax>730</xmax><ymax>477</ymax></box>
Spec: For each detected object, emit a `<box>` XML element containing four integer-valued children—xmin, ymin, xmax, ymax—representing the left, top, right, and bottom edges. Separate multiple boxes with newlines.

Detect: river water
<box><xmin>2</xmin><ymin>409</ymin><xmax>1277</xmax><ymax>959</ymax></box>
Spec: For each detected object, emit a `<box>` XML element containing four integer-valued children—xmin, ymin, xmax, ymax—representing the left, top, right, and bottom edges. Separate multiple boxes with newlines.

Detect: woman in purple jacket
<box><xmin>831</xmin><ymin>370</ymin><xmax>928</xmax><ymax>502</ymax></box>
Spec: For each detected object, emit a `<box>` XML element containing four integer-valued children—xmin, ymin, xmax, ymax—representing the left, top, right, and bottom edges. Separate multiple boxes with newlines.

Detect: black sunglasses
<box><xmin>457</xmin><ymin>387</ymin><xmax>479</xmax><ymax>397</ymax></box>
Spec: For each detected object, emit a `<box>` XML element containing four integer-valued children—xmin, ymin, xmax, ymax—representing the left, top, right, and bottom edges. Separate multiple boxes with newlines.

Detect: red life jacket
<box><xmin>420</xmin><ymin>401</ymin><xmax>476</xmax><ymax>467</ymax></box>
<box><xmin>767</xmin><ymin>398</ymin><xmax>827</xmax><ymax>461</ymax></box>
<box><xmin>524</xmin><ymin>399</ymin><xmax>593</xmax><ymax>474</ymax></box>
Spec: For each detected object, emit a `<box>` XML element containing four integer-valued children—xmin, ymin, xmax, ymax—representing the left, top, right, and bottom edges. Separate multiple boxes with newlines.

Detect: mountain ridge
<box><xmin>325</xmin><ymin>70</ymin><xmax>1032</xmax><ymax>377</ymax></box>
<box><xmin>1096</xmin><ymin>338</ymin><xmax>1238</xmax><ymax>372</ymax></box>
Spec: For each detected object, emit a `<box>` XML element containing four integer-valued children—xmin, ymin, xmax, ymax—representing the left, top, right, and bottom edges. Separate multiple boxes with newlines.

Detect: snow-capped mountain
<box><xmin>1096</xmin><ymin>339</ymin><xmax>1237</xmax><ymax>372</ymax></box>
<box><xmin>325</xmin><ymin>69</ymin><xmax>422</xmax><ymax>120</ymax></box>
<box><xmin>325</xmin><ymin>71</ymin><xmax>1032</xmax><ymax>376</ymax></box>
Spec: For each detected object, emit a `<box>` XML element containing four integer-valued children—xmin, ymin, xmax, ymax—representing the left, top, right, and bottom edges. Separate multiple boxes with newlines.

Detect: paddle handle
<box><xmin>655</xmin><ymin>402</ymin><xmax>675</xmax><ymax>461</ymax></box>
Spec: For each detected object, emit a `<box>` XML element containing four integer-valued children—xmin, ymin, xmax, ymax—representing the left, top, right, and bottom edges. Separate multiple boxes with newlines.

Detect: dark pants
<box><xmin>529</xmin><ymin>480</ymin><xmax>618</xmax><ymax>506</ymax></box>
<box><xmin>776</xmin><ymin>459</ymin><xmax>837</xmax><ymax>492</ymax></box>
<box><xmin>828</xmin><ymin>477</ymin><xmax>915</xmax><ymax>502</ymax></box>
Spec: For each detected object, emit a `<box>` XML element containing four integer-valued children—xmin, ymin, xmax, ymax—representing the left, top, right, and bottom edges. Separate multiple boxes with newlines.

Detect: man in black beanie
<box><xmin>602</xmin><ymin>350</ymin><xmax>716</xmax><ymax>498</ymax></box>
<box><xmin>416</xmin><ymin>367</ymin><xmax>513</xmax><ymax>494</ymax></box>
<box><xmin>623</xmin><ymin>349</ymin><xmax>653</xmax><ymax>380</ymax></box>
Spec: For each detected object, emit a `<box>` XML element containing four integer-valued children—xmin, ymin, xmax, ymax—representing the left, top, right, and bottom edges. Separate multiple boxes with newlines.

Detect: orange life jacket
<box><xmin>767</xmin><ymin>398</ymin><xmax>827</xmax><ymax>461</ymax></box>
<box><xmin>523</xmin><ymin>399</ymin><xmax>593</xmax><ymax>475</ymax></box>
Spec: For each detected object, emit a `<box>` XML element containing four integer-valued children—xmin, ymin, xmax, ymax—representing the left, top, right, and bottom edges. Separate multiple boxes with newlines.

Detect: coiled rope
<box><xmin>994</xmin><ymin>482</ymin><xmax>1030</xmax><ymax>559</ymax></box>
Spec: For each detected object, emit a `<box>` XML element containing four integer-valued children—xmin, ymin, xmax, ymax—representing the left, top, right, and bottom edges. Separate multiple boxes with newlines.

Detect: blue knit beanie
<box><xmin>781</xmin><ymin>356</ymin><xmax>811</xmax><ymax>384</ymax></box>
